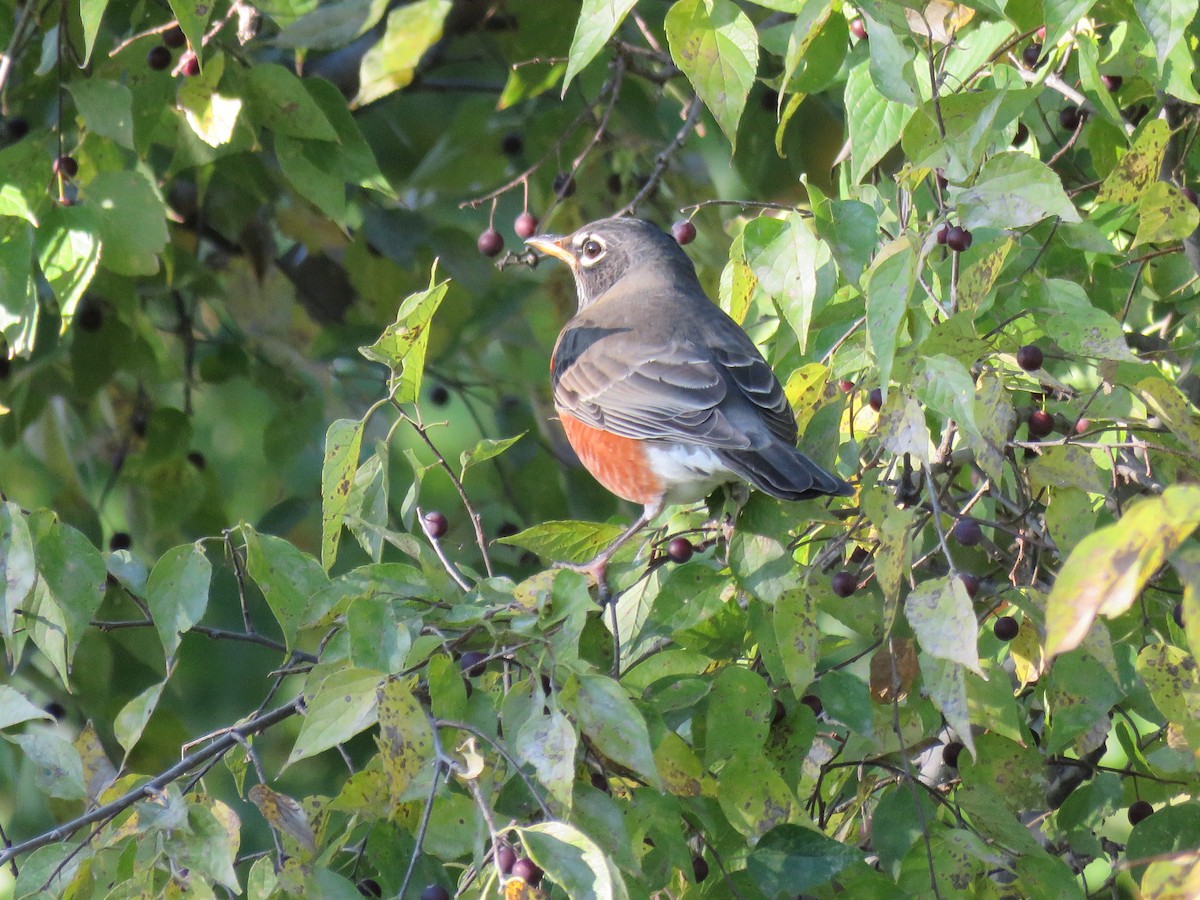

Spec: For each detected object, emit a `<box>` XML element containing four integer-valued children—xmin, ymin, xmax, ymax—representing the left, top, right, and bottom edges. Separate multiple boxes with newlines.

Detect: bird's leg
<box><xmin>557</xmin><ymin>505</ymin><xmax>658</xmax><ymax>604</ymax></box>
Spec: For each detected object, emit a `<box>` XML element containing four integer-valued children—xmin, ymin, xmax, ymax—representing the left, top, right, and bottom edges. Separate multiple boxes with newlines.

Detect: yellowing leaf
<box><xmin>905</xmin><ymin>576</ymin><xmax>983</xmax><ymax>675</ymax></box>
<box><xmin>1133</xmin><ymin>180</ymin><xmax>1200</xmax><ymax>247</ymax></box>
<box><xmin>1097</xmin><ymin>119</ymin><xmax>1170</xmax><ymax>204</ymax></box>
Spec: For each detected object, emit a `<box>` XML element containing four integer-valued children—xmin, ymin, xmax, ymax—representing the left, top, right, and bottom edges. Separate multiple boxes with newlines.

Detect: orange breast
<box><xmin>559</xmin><ymin>413</ymin><xmax>663</xmax><ymax>506</ymax></box>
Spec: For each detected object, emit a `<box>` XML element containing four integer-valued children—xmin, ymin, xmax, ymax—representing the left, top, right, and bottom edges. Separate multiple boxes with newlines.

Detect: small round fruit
<box><xmin>667</xmin><ymin>537</ymin><xmax>694</xmax><ymax>563</ymax></box>
<box><xmin>945</xmin><ymin>226</ymin><xmax>973</xmax><ymax>252</ymax></box>
<box><xmin>942</xmin><ymin>740</ymin><xmax>965</xmax><ymax>768</ymax></box>
<box><xmin>1023</xmin><ymin>43</ymin><xmax>1042</xmax><ymax>67</ymax></box>
<box><xmin>428</xmin><ymin>384</ymin><xmax>449</xmax><ymax>406</ymax></box>
<box><xmin>590</xmin><ymin>771</ymin><xmax>608</xmax><ymax>792</ymax></box>
<box><xmin>1181</xmin><ymin>186</ymin><xmax>1199</xmax><ymax>206</ymax></box>
<box><xmin>935</xmin><ymin>224</ymin><xmax>949</xmax><ymax>245</ymax></box>
<box><xmin>511</xmin><ymin>857</ymin><xmax>543</xmax><ymax>887</ymax></box>
<box><xmin>357</xmin><ymin>879</ymin><xmax>382</xmax><ymax>898</ymax></box>
<box><xmin>1013</xmin><ymin>122</ymin><xmax>1029</xmax><ymax>145</ymax></box>
<box><xmin>109</xmin><ymin>532</ymin><xmax>133</xmax><ymax>551</ymax></box>
<box><xmin>77</xmin><ymin>301</ymin><xmax>104</xmax><ymax>332</ymax></box>
<box><xmin>1028</xmin><ymin>410</ymin><xmax>1054</xmax><ymax>438</ymax></box>
<box><xmin>952</xmin><ymin>518</ymin><xmax>983</xmax><ymax>547</ymax></box>
<box><xmin>772</xmin><ymin>697</ymin><xmax>786</xmax><ymax>724</ymax></box>
<box><xmin>1100</xmin><ymin>74</ymin><xmax>1122</xmax><ymax>92</ymax></box>
<box><xmin>53</xmin><ymin>155</ymin><xmax>78</xmax><ymax>178</ymax></box>
<box><xmin>162</xmin><ymin>25</ymin><xmax>186</xmax><ymax>48</ymax></box>
<box><xmin>868</xmin><ymin>388</ymin><xmax>883</xmax><ymax>412</ymax></box>
<box><xmin>838</xmin><ymin>379</ymin><xmax>854</xmax><ymax>393</ymax></box>
<box><xmin>501</xmin><ymin>132</ymin><xmax>524</xmax><ymax>156</ymax></box>
<box><xmin>1059</xmin><ymin>106</ymin><xmax>1083</xmax><ymax>130</ymax></box>
<box><xmin>477</xmin><ymin>228</ymin><xmax>503</xmax><ymax>257</ymax></box>
<box><xmin>1074</xmin><ymin>418</ymin><xmax>1090</xmax><ymax>434</ymax></box>
<box><xmin>960</xmin><ymin>573</ymin><xmax>980</xmax><ymax>598</ymax></box>
<box><xmin>460</xmin><ymin>650</ymin><xmax>488</xmax><ymax>678</ymax></box>
<box><xmin>1127</xmin><ymin>800</ymin><xmax>1154</xmax><ymax>825</ymax></box>
<box><xmin>1016</xmin><ymin>344</ymin><xmax>1043</xmax><ymax>371</ymax></box>
<box><xmin>849</xmin><ymin>18</ymin><xmax>867</xmax><ymax>39</ymax></box>
<box><xmin>606</xmin><ymin>173</ymin><xmax>622</xmax><ymax>194</ymax></box>
<box><xmin>1126</xmin><ymin>104</ymin><xmax>1149</xmax><ymax>125</ymax></box>
<box><xmin>831</xmin><ymin>570</ymin><xmax>857</xmax><ymax>598</ymax></box>
<box><xmin>497</xmin><ymin>521</ymin><xmax>520</xmax><ymax>539</ymax></box>
<box><xmin>552</xmin><ymin>171</ymin><xmax>576</xmax><ymax>198</ymax></box>
<box><xmin>495</xmin><ymin>844</ymin><xmax>517</xmax><ymax>874</ymax></box>
<box><xmin>147</xmin><ymin>44</ymin><xmax>172</xmax><ymax>70</ymax></box>
<box><xmin>422</xmin><ymin>510</ymin><xmax>449</xmax><ymax>538</ymax></box>
<box><xmin>993</xmin><ymin>615</ymin><xmax>1019</xmax><ymax>641</ymax></box>
<box><xmin>514</xmin><ymin>211</ymin><xmax>538</xmax><ymax>239</ymax></box>
<box><xmin>692</xmin><ymin>855</ymin><xmax>709</xmax><ymax>883</ymax></box>
<box><xmin>671</xmin><ymin>220</ymin><xmax>696</xmax><ymax>245</ymax></box>
<box><xmin>180</xmin><ymin>51</ymin><xmax>200</xmax><ymax>77</ymax></box>
<box><xmin>799</xmin><ymin>694</ymin><xmax>823</xmax><ymax>717</ymax></box>
<box><xmin>187</xmin><ymin>450</ymin><xmax>206</xmax><ymax>469</ymax></box>
<box><xmin>419</xmin><ymin>886</ymin><xmax>449</xmax><ymax>900</ymax></box>
<box><xmin>5</xmin><ymin>117</ymin><xmax>29</xmax><ymax>141</ymax></box>
<box><xmin>1174</xmin><ymin>603</ymin><xmax>1184</xmax><ymax>628</ymax></box>
<box><xmin>1036</xmin><ymin>25</ymin><xmax>1046</xmax><ymax>40</ymax></box>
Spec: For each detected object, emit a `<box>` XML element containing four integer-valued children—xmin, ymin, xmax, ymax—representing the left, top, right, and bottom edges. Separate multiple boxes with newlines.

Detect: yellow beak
<box><xmin>524</xmin><ymin>234</ymin><xmax>575</xmax><ymax>267</ymax></box>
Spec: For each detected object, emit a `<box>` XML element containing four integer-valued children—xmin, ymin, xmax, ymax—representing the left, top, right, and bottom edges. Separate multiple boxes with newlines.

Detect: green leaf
<box><xmin>560</xmin><ymin>673</ymin><xmax>660</xmax><ymax>788</ymax></box>
<box><xmin>562</xmin><ymin>0</ymin><xmax>639</xmax><ymax>94</ymax></box>
<box><xmin>1046</xmin><ymin>486</ymin><xmax>1200</xmax><ymax>659</ymax></box>
<box><xmin>146</xmin><ymin>542</ymin><xmax>212</xmax><ymax>664</ymax></box>
<box><xmin>345</xmin><ymin>443</ymin><xmax>390</xmax><ymax>562</ymax></box>
<box><xmin>878</xmin><ymin>389</ymin><xmax>930</xmax><ymax>466</ymax></box>
<box><xmin>78</xmin><ymin>0</ymin><xmax>108</xmax><ymax>65</ymax></box>
<box><xmin>864</xmin><ymin>13</ymin><xmax>919</xmax><ymax>105</ymax></box>
<box><xmin>1136</xmin><ymin>643</ymin><xmax>1200</xmax><ymax>732</ymax></box>
<box><xmin>1028</xmin><ymin>445</ymin><xmax>1108</xmax><ymax>494</ymax></box>
<box><xmin>177</xmin><ymin>53</ymin><xmax>243</xmax><ymax>148</ymax></box>
<box><xmin>865</xmin><ymin>237</ymin><xmax>914</xmax><ymax>394</ymax></box>
<box><xmin>704</xmin><ymin>665</ymin><xmax>771</xmax><ymax>765</ymax></box>
<box><xmin>746</xmin><ymin>823</ymin><xmax>863</xmax><ymax>893</ymax></box>
<box><xmin>1097</xmin><ymin>120</ymin><xmax>1170</xmax><ymax>205</ymax></box>
<box><xmin>914</xmin><ymin>355</ymin><xmax>976</xmax><ymax>434</ymax></box>
<box><xmin>321</xmin><ymin>418</ymin><xmax>365</xmax><ymax>570</ymax></box>
<box><xmin>717</xmin><ymin>751</ymin><xmax>797</xmax><ymax>840</ymax></box>
<box><xmin>845</xmin><ymin>60</ymin><xmax>913</xmax><ymax>183</ymax></box>
<box><xmin>497</xmin><ymin>520</ymin><xmax>625</xmax><ymax>565</ymax></box>
<box><xmin>744</xmin><ymin>214</ymin><xmax>834</xmax><ymax>353</ymax></box>
<box><xmin>355</xmin><ymin>0</ymin><xmax>452</xmax><ymax>107</ymax></box>
<box><xmin>0</xmin><ymin>684</ymin><xmax>53</xmax><ymax>730</ymax></box>
<box><xmin>955</xmin><ymin>152</ymin><xmax>1081</xmax><ymax>230</ymax></box>
<box><xmin>774</xmin><ymin>587</ymin><xmax>819</xmax><ymax>698</ymax></box>
<box><xmin>286</xmin><ymin>668</ymin><xmax>383</xmax><ymax>768</ymax></box>
<box><xmin>1076</xmin><ymin>35</ymin><xmax>1126</xmax><ymax>132</ymax></box>
<box><xmin>925</xmin><ymin>655</ymin><xmax>976</xmax><ymax>759</ymax></box>
<box><xmin>0</xmin><ymin>500</ymin><xmax>37</xmax><ymax>644</ymax></box>
<box><xmin>905</xmin><ymin>576</ymin><xmax>982</xmax><ymax>674</ymax></box>
<box><xmin>665</xmin><ymin>0</ymin><xmax>759</xmax><ymax>149</ymax></box>
<box><xmin>8</xmin><ymin>731</ymin><xmax>87</xmax><ymax>799</ymax></box>
<box><xmin>36</xmin><ymin>203</ymin><xmax>100</xmax><ymax>328</ymax></box>
<box><xmin>347</xmin><ymin>597</ymin><xmax>410</xmax><ymax>673</ymax></box>
<box><xmin>303</xmin><ymin>77</ymin><xmax>392</xmax><ymax>194</ymax></box>
<box><xmin>459</xmin><ymin>433</ymin><xmax>524</xmax><ymax>480</ymax></box>
<box><xmin>1039</xmin><ymin>279</ymin><xmax>1138</xmax><ymax>362</ymax></box>
<box><xmin>114</xmin><ymin>680</ymin><xmax>167</xmax><ymax>760</ymax></box>
<box><xmin>34</xmin><ymin>519</ymin><xmax>107</xmax><ymax>676</ymax></box>
<box><xmin>167</xmin><ymin>0</ymin><xmax>213</xmax><ymax>65</ymax></box>
<box><xmin>521</xmin><ymin>821</ymin><xmax>626</xmax><ymax>900</ymax></box>
<box><xmin>1134</xmin><ymin>0</ymin><xmax>1195</xmax><ymax>70</ymax></box>
<box><xmin>0</xmin><ymin>224</ymin><xmax>39</xmax><ymax>356</ymax></box>
<box><xmin>1044</xmin><ymin>0</ymin><xmax>1098</xmax><ymax>50</ymax></box>
<box><xmin>1133</xmin><ymin>180</ymin><xmax>1200</xmax><ymax>247</ymax></box>
<box><xmin>1137</xmin><ymin>376</ymin><xmax>1200</xmax><ymax>454</ymax></box>
<box><xmin>274</xmin><ymin>0</ymin><xmax>391</xmax><ymax>49</ymax></box>
<box><xmin>359</xmin><ymin>268</ymin><xmax>448</xmax><ymax>405</ymax></box>
<box><xmin>243</xmin><ymin>527</ymin><xmax>330</xmax><ymax>648</ymax></box>
<box><xmin>516</xmin><ymin>711</ymin><xmax>578</xmax><ymax>809</ymax></box>
<box><xmin>85</xmin><ymin>170</ymin><xmax>169</xmax><ymax>276</ymax></box>
<box><xmin>246</xmin><ymin>64</ymin><xmax>337</xmax><ymax>141</ymax></box>
<box><xmin>68</xmin><ymin>79</ymin><xmax>135</xmax><ymax>150</ymax></box>
<box><xmin>275</xmin><ymin>134</ymin><xmax>349</xmax><ymax>223</ymax></box>
<box><xmin>812</xmin><ymin>198</ymin><xmax>877</xmax><ymax>286</ymax></box>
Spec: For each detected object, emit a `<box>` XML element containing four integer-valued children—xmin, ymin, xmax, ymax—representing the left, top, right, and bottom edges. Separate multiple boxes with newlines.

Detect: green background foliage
<box><xmin>1</xmin><ymin>0</ymin><xmax>1199</xmax><ymax>896</ymax></box>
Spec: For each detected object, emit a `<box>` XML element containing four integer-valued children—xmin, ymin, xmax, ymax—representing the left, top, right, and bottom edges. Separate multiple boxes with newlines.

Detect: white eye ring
<box><xmin>578</xmin><ymin>236</ymin><xmax>606</xmax><ymax>266</ymax></box>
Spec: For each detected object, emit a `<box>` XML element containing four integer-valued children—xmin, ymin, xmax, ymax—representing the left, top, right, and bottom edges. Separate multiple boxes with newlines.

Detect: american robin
<box><xmin>526</xmin><ymin>216</ymin><xmax>852</xmax><ymax>575</ymax></box>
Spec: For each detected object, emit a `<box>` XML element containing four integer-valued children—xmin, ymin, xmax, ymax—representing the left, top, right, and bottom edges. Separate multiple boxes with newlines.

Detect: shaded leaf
<box><xmin>321</xmin><ymin>418</ymin><xmax>365</xmax><ymax>570</ymax></box>
<box><xmin>146</xmin><ymin>542</ymin><xmax>211</xmax><ymax>664</ymax></box>
<box><xmin>560</xmin><ymin>674</ymin><xmax>659</xmax><ymax>788</ymax></box>
<box><xmin>746</xmin><ymin>823</ymin><xmax>863</xmax><ymax>894</ymax></box>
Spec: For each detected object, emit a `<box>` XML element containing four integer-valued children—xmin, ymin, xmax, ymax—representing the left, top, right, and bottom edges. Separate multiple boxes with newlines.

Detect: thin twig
<box><xmin>617</xmin><ymin>94</ymin><xmax>703</xmax><ymax>216</ymax></box>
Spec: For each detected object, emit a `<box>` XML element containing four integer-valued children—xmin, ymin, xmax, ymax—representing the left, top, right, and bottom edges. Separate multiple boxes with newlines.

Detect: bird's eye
<box><xmin>581</xmin><ymin>239</ymin><xmax>604</xmax><ymax>260</ymax></box>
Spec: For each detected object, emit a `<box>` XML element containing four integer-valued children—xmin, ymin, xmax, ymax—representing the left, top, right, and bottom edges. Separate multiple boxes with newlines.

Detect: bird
<box><xmin>525</xmin><ymin>216</ymin><xmax>852</xmax><ymax>583</ymax></box>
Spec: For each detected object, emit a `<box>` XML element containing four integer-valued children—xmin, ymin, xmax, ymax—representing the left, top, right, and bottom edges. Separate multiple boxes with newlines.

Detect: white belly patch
<box><xmin>645</xmin><ymin>443</ymin><xmax>735</xmax><ymax>505</ymax></box>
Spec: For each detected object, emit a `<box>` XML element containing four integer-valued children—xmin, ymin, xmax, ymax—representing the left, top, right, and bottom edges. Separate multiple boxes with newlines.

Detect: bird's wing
<box><xmin>552</xmin><ymin>320</ymin><xmax>795</xmax><ymax>450</ymax></box>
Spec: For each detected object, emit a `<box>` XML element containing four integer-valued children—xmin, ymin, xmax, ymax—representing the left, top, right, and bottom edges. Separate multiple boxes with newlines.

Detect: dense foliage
<box><xmin>1</xmin><ymin>0</ymin><xmax>1199</xmax><ymax>897</ymax></box>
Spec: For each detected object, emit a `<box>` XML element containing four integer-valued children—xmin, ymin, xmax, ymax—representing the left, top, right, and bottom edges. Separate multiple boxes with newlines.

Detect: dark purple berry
<box><xmin>993</xmin><ymin>615</ymin><xmax>1019</xmax><ymax>641</ymax></box>
<box><xmin>5</xmin><ymin>117</ymin><xmax>29</xmax><ymax>141</ymax></box>
<box><xmin>357</xmin><ymin>879</ymin><xmax>382</xmax><ymax>897</ymax></box>
<box><xmin>799</xmin><ymin>694</ymin><xmax>823</xmax><ymax>716</ymax></box>
<box><xmin>180</xmin><ymin>51</ymin><xmax>200</xmax><ymax>77</ymax></box>
<box><xmin>109</xmin><ymin>532</ymin><xmax>132</xmax><ymax>551</ymax></box>
<box><xmin>422</xmin><ymin>510</ymin><xmax>449</xmax><ymax>538</ymax></box>
<box><xmin>1023</xmin><ymin>43</ymin><xmax>1042</xmax><ymax>68</ymax></box>
<box><xmin>1127</xmin><ymin>800</ymin><xmax>1154</xmax><ymax>825</ymax></box>
<box><xmin>942</xmin><ymin>740</ymin><xmax>965</xmax><ymax>768</ymax></box>
<box><xmin>1016</xmin><ymin>344</ymin><xmax>1043</xmax><ymax>371</ymax></box>
<box><xmin>936</xmin><ymin>224</ymin><xmax>949</xmax><ymax>245</ymax></box>
<box><xmin>935</xmin><ymin>168</ymin><xmax>948</xmax><ymax>190</ymax></box>
<box><xmin>500</xmin><ymin>132</ymin><xmax>523</xmax><ymax>156</ymax></box>
<box><xmin>692</xmin><ymin>855</ymin><xmax>709</xmax><ymax>883</ymax></box>
<box><xmin>831</xmin><ymin>570</ymin><xmax>857</xmax><ymax>597</ymax></box>
<box><xmin>147</xmin><ymin>45</ymin><xmax>172</xmax><ymax>71</ymax></box>
<box><xmin>1013</xmin><ymin>122</ymin><xmax>1029</xmax><ymax>145</ymax></box>
<box><xmin>419</xmin><ymin>886</ymin><xmax>449</xmax><ymax>900</ymax></box>
<box><xmin>53</xmin><ymin>155</ymin><xmax>78</xmax><ymax>178</ymax></box>
<box><xmin>1174</xmin><ymin>603</ymin><xmax>1184</xmax><ymax>628</ymax></box>
<box><xmin>1100</xmin><ymin>74</ymin><xmax>1122</xmax><ymax>92</ymax></box>
<box><xmin>514</xmin><ymin>212</ymin><xmax>538</xmax><ymax>239</ymax></box>
<box><xmin>162</xmin><ymin>25</ymin><xmax>186</xmax><ymax>48</ymax></box>
<box><xmin>1059</xmin><ymin>106</ymin><xmax>1083</xmax><ymax>131</ymax></box>
<box><xmin>552</xmin><ymin>172</ymin><xmax>575</xmax><ymax>198</ymax></box>
<box><xmin>1181</xmin><ymin>186</ymin><xmax>1199</xmax><ymax>206</ymax></box>
<box><xmin>945</xmin><ymin>226</ymin><xmax>973</xmax><ymax>252</ymax></box>
<box><xmin>77</xmin><ymin>300</ymin><xmax>103</xmax><ymax>332</ymax></box>
<box><xmin>511</xmin><ymin>857</ymin><xmax>543</xmax><ymax>887</ymax></box>
<box><xmin>772</xmin><ymin>697</ymin><xmax>786</xmax><ymax>724</ymax></box>
<box><xmin>428</xmin><ymin>384</ymin><xmax>449</xmax><ymax>406</ymax></box>
<box><xmin>671</xmin><ymin>220</ymin><xmax>697</xmax><ymax>245</ymax></box>
<box><xmin>868</xmin><ymin>388</ymin><xmax>883</xmax><ymax>412</ymax></box>
<box><xmin>952</xmin><ymin>518</ymin><xmax>982</xmax><ymax>547</ymax></box>
<box><xmin>1028</xmin><ymin>410</ymin><xmax>1054</xmax><ymax>438</ymax></box>
<box><xmin>667</xmin><ymin>537</ymin><xmax>694</xmax><ymax>563</ymax></box>
<box><xmin>477</xmin><ymin>228</ymin><xmax>503</xmax><ymax>257</ymax></box>
<box><xmin>495</xmin><ymin>844</ymin><xmax>517</xmax><ymax>874</ymax></box>
<box><xmin>460</xmin><ymin>650</ymin><xmax>488</xmax><ymax>677</ymax></box>
<box><xmin>960</xmin><ymin>573</ymin><xmax>980</xmax><ymax>599</ymax></box>
<box><xmin>186</xmin><ymin>450</ymin><xmax>206</xmax><ymax>469</ymax></box>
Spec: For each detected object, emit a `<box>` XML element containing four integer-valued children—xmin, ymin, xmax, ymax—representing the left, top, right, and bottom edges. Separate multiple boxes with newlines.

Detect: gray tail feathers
<box><xmin>718</xmin><ymin>441</ymin><xmax>853</xmax><ymax>501</ymax></box>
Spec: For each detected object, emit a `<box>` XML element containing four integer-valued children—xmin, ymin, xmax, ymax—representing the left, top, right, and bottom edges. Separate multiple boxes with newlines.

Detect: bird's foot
<box><xmin>552</xmin><ymin>556</ymin><xmax>612</xmax><ymax>605</ymax></box>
